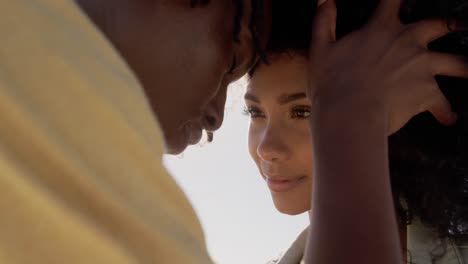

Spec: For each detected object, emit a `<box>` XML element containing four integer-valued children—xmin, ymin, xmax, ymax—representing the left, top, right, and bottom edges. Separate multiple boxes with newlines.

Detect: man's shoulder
<box><xmin>0</xmin><ymin>1</ymin><xmax>212</xmax><ymax>263</ymax></box>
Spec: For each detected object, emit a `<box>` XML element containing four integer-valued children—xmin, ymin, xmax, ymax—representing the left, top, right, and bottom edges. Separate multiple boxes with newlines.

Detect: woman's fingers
<box><xmin>424</xmin><ymin>87</ymin><xmax>458</xmax><ymax>126</ymax></box>
<box><xmin>309</xmin><ymin>0</ymin><xmax>337</xmax><ymax>57</ymax></box>
<box><xmin>373</xmin><ymin>0</ymin><xmax>404</xmax><ymax>25</ymax></box>
<box><xmin>428</xmin><ymin>52</ymin><xmax>468</xmax><ymax>78</ymax></box>
<box><xmin>405</xmin><ymin>19</ymin><xmax>453</xmax><ymax>45</ymax></box>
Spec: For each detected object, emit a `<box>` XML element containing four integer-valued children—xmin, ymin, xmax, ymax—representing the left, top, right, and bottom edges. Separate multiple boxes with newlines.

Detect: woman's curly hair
<box><xmin>263</xmin><ymin>0</ymin><xmax>468</xmax><ymax>239</ymax></box>
<box><xmin>387</xmin><ymin>0</ymin><xmax>468</xmax><ymax>238</ymax></box>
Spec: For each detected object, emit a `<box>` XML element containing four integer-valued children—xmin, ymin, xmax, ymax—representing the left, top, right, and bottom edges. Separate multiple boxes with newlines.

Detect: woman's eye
<box><xmin>228</xmin><ymin>56</ymin><xmax>238</xmax><ymax>74</ymax></box>
<box><xmin>290</xmin><ymin>106</ymin><xmax>311</xmax><ymax>119</ymax></box>
<box><xmin>243</xmin><ymin>106</ymin><xmax>264</xmax><ymax>118</ymax></box>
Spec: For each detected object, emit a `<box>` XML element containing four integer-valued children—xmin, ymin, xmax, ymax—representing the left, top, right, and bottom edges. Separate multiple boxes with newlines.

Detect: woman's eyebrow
<box><xmin>278</xmin><ymin>92</ymin><xmax>307</xmax><ymax>105</ymax></box>
<box><xmin>244</xmin><ymin>92</ymin><xmax>307</xmax><ymax>105</ymax></box>
<box><xmin>244</xmin><ymin>92</ymin><xmax>260</xmax><ymax>103</ymax></box>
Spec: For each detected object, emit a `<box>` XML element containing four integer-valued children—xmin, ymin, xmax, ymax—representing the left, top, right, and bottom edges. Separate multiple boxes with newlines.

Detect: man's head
<box><xmin>77</xmin><ymin>0</ymin><xmax>272</xmax><ymax>154</ymax></box>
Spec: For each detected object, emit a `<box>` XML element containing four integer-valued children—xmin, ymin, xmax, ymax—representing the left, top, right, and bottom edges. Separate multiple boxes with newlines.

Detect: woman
<box><xmin>246</xmin><ymin>0</ymin><xmax>468</xmax><ymax>263</ymax></box>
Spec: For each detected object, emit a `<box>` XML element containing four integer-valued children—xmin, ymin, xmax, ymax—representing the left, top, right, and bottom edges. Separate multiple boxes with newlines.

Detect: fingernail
<box><xmin>449</xmin><ymin>112</ymin><xmax>459</xmax><ymax>124</ymax></box>
<box><xmin>318</xmin><ymin>0</ymin><xmax>328</xmax><ymax>7</ymax></box>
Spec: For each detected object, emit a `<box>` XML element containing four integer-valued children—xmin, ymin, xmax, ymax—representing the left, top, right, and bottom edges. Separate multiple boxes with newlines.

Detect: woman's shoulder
<box><xmin>266</xmin><ymin>227</ymin><xmax>309</xmax><ymax>264</ymax></box>
<box><xmin>453</xmin><ymin>237</ymin><xmax>468</xmax><ymax>264</ymax></box>
<box><xmin>408</xmin><ymin>219</ymin><xmax>468</xmax><ymax>264</ymax></box>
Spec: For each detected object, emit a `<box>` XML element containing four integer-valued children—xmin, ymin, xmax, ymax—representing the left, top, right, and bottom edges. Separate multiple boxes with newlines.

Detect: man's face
<box><xmin>113</xmin><ymin>0</ymin><xmax>271</xmax><ymax>154</ymax></box>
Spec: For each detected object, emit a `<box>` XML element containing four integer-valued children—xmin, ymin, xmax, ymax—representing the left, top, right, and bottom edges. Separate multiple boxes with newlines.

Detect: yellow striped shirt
<box><xmin>0</xmin><ymin>0</ymin><xmax>212</xmax><ymax>263</ymax></box>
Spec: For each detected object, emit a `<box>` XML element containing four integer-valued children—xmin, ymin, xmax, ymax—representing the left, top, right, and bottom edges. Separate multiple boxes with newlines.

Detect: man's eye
<box><xmin>228</xmin><ymin>56</ymin><xmax>238</xmax><ymax>74</ymax></box>
<box><xmin>243</xmin><ymin>106</ymin><xmax>264</xmax><ymax>118</ymax></box>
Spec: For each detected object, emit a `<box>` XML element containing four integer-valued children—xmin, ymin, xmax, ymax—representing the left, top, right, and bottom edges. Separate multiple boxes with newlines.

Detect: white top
<box><xmin>268</xmin><ymin>221</ymin><xmax>468</xmax><ymax>264</ymax></box>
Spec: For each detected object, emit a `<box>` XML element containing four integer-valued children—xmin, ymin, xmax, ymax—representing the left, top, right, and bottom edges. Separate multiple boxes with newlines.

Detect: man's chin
<box><xmin>164</xmin><ymin>142</ymin><xmax>187</xmax><ymax>155</ymax></box>
<box><xmin>164</xmin><ymin>129</ymin><xmax>205</xmax><ymax>154</ymax></box>
<box><xmin>163</xmin><ymin>135</ymin><xmax>189</xmax><ymax>155</ymax></box>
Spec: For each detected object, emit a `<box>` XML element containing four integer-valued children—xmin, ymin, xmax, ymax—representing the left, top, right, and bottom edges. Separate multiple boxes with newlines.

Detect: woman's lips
<box><xmin>266</xmin><ymin>176</ymin><xmax>306</xmax><ymax>192</ymax></box>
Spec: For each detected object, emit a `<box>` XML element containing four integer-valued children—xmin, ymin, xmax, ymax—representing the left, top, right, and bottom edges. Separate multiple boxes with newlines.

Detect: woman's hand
<box><xmin>305</xmin><ymin>1</ymin><xmax>468</xmax><ymax>263</ymax></box>
<box><xmin>309</xmin><ymin>0</ymin><xmax>468</xmax><ymax>135</ymax></box>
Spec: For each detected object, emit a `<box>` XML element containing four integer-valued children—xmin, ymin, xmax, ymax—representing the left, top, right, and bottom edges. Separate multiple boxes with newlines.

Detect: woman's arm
<box><xmin>304</xmin><ymin>0</ymin><xmax>468</xmax><ymax>263</ymax></box>
<box><xmin>307</xmin><ymin>103</ymin><xmax>401</xmax><ymax>263</ymax></box>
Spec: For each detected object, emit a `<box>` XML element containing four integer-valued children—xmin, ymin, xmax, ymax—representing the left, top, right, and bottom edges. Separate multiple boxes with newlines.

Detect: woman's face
<box><xmin>246</xmin><ymin>54</ymin><xmax>313</xmax><ymax>215</ymax></box>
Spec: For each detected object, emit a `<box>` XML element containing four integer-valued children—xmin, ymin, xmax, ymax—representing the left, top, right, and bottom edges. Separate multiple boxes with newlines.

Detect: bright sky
<box><xmin>164</xmin><ymin>79</ymin><xmax>308</xmax><ymax>264</ymax></box>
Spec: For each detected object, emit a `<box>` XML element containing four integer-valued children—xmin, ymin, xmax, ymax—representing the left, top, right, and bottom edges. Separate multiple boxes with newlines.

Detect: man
<box><xmin>0</xmin><ymin>0</ymin><xmax>270</xmax><ymax>263</ymax></box>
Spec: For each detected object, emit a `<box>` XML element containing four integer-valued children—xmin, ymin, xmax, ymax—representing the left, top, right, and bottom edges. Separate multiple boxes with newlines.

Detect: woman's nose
<box><xmin>257</xmin><ymin>124</ymin><xmax>290</xmax><ymax>163</ymax></box>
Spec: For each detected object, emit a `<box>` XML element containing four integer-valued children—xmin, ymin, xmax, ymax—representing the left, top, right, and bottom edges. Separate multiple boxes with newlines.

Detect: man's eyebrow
<box><xmin>244</xmin><ymin>92</ymin><xmax>260</xmax><ymax>103</ymax></box>
<box><xmin>278</xmin><ymin>93</ymin><xmax>307</xmax><ymax>105</ymax></box>
<box><xmin>233</xmin><ymin>0</ymin><xmax>244</xmax><ymax>43</ymax></box>
<box><xmin>248</xmin><ymin>0</ymin><xmax>268</xmax><ymax>65</ymax></box>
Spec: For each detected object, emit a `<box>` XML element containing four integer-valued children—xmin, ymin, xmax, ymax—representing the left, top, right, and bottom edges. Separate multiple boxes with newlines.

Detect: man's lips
<box><xmin>188</xmin><ymin>128</ymin><xmax>202</xmax><ymax>145</ymax></box>
<box><xmin>265</xmin><ymin>175</ymin><xmax>307</xmax><ymax>192</ymax></box>
<box><xmin>185</xmin><ymin>122</ymin><xmax>203</xmax><ymax>145</ymax></box>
